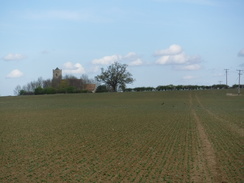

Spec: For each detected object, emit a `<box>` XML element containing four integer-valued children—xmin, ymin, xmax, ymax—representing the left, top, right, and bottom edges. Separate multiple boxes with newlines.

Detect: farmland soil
<box><xmin>0</xmin><ymin>91</ymin><xmax>243</xmax><ymax>182</ymax></box>
<box><xmin>190</xmin><ymin>93</ymin><xmax>222</xmax><ymax>182</ymax></box>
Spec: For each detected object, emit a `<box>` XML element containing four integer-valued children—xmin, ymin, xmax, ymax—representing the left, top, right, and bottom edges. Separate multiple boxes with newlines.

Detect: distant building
<box><xmin>52</xmin><ymin>67</ymin><xmax>96</xmax><ymax>92</ymax></box>
<box><xmin>53</xmin><ymin>67</ymin><xmax>62</xmax><ymax>80</ymax></box>
<box><xmin>84</xmin><ymin>84</ymin><xmax>97</xmax><ymax>93</ymax></box>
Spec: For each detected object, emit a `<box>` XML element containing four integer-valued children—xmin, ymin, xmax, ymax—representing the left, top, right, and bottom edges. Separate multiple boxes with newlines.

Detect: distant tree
<box><xmin>43</xmin><ymin>79</ymin><xmax>52</xmax><ymax>88</ymax></box>
<box><xmin>34</xmin><ymin>87</ymin><xmax>44</xmax><ymax>95</ymax></box>
<box><xmin>63</xmin><ymin>75</ymin><xmax>78</xmax><ymax>79</ymax></box>
<box><xmin>14</xmin><ymin>85</ymin><xmax>22</xmax><ymax>96</ymax></box>
<box><xmin>231</xmin><ymin>84</ymin><xmax>243</xmax><ymax>89</ymax></box>
<box><xmin>124</xmin><ymin>88</ymin><xmax>133</xmax><ymax>92</ymax></box>
<box><xmin>95</xmin><ymin>85</ymin><xmax>109</xmax><ymax>93</ymax></box>
<box><xmin>95</xmin><ymin>62</ymin><xmax>134</xmax><ymax>92</ymax></box>
<box><xmin>80</xmin><ymin>74</ymin><xmax>93</xmax><ymax>84</ymax></box>
<box><xmin>66</xmin><ymin>86</ymin><xmax>76</xmax><ymax>93</ymax></box>
<box><xmin>212</xmin><ymin>84</ymin><xmax>228</xmax><ymax>89</ymax></box>
<box><xmin>19</xmin><ymin>90</ymin><xmax>26</xmax><ymax>95</ymax></box>
<box><xmin>44</xmin><ymin>87</ymin><xmax>56</xmax><ymax>94</ymax></box>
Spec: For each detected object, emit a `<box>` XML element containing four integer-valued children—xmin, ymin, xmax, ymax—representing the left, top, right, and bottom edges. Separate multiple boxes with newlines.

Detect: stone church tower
<box><xmin>53</xmin><ymin>67</ymin><xmax>62</xmax><ymax>80</ymax></box>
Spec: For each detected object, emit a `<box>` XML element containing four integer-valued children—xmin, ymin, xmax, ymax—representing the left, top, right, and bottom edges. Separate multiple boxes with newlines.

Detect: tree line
<box><xmin>14</xmin><ymin>62</ymin><xmax>243</xmax><ymax>95</ymax></box>
<box><xmin>15</xmin><ymin>78</ymin><xmax>242</xmax><ymax>95</ymax></box>
<box><xmin>14</xmin><ymin>75</ymin><xmax>96</xmax><ymax>95</ymax></box>
<box><xmin>124</xmin><ymin>84</ymin><xmax>243</xmax><ymax>92</ymax></box>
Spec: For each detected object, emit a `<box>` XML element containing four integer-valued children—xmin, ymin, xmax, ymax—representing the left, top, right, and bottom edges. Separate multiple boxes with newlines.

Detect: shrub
<box><xmin>34</xmin><ymin>87</ymin><xmax>44</xmax><ymax>95</ymax></box>
<box><xmin>44</xmin><ymin>87</ymin><xmax>56</xmax><ymax>94</ymax></box>
<box><xmin>95</xmin><ymin>85</ymin><xmax>108</xmax><ymax>93</ymax></box>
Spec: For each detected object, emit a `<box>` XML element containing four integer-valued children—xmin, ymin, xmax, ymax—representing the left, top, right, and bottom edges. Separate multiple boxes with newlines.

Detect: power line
<box><xmin>237</xmin><ymin>70</ymin><xmax>243</xmax><ymax>95</ymax></box>
<box><xmin>224</xmin><ymin>69</ymin><xmax>229</xmax><ymax>86</ymax></box>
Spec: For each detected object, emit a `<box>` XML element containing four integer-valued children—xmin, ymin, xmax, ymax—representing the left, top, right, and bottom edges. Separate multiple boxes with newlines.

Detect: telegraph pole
<box><xmin>237</xmin><ymin>70</ymin><xmax>243</xmax><ymax>95</ymax></box>
<box><xmin>224</xmin><ymin>69</ymin><xmax>229</xmax><ymax>86</ymax></box>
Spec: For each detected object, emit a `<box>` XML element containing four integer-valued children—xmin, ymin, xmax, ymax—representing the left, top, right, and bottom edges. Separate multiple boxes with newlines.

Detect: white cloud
<box><xmin>129</xmin><ymin>59</ymin><xmax>143</xmax><ymax>66</ymax></box>
<box><xmin>125</xmin><ymin>52</ymin><xmax>143</xmax><ymax>66</ymax></box>
<box><xmin>238</xmin><ymin>48</ymin><xmax>244</xmax><ymax>57</ymax></box>
<box><xmin>125</xmin><ymin>52</ymin><xmax>137</xmax><ymax>58</ymax></box>
<box><xmin>3</xmin><ymin>53</ymin><xmax>26</xmax><ymax>61</ymax></box>
<box><xmin>156</xmin><ymin>53</ymin><xmax>191</xmax><ymax>65</ymax></box>
<box><xmin>154</xmin><ymin>44</ymin><xmax>183</xmax><ymax>56</ymax></box>
<box><xmin>92</xmin><ymin>55</ymin><xmax>122</xmax><ymax>65</ymax></box>
<box><xmin>155</xmin><ymin>44</ymin><xmax>202</xmax><ymax>70</ymax></box>
<box><xmin>6</xmin><ymin>69</ymin><xmax>23</xmax><ymax>78</ymax></box>
<box><xmin>180</xmin><ymin>64</ymin><xmax>201</xmax><ymax>71</ymax></box>
<box><xmin>63</xmin><ymin>62</ymin><xmax>85</xmax><ymax>74</ymax></box>
<box><xmin>91</xmin><ymin>65</ymin><xmax>100</xmax><ymax>73</ymax></box>
<box><xmin>92</xmin><ymin>52</ymin><xmax>143</xmax><ymax>66</ymax></box>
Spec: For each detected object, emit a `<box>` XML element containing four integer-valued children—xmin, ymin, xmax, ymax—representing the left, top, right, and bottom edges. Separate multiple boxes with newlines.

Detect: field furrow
<box><xmin>192</xmin><ymin>92</ymin><xmax>243</xmax><ymax>182</ymax></box>
<box><xmin>0</xmin><ymin>91</ymin><xmax>243</xmax><ymax>182</ymax></box>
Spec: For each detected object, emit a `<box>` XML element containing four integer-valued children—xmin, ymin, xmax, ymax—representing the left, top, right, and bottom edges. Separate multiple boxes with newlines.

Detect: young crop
<box><xmin>0</xmin><ymin>90</ymin><xmax>243</xmax><ymax>182</ymax></box>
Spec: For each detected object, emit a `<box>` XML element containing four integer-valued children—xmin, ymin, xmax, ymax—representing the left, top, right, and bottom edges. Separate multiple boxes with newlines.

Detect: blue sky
<box><xmin>1</xmin><ymin>0</ymin><xmax>244</xmax><ymax>96</ymax></box>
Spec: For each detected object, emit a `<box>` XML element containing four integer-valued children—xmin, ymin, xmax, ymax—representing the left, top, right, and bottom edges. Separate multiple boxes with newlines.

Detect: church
<box><xmin>52</xmin><ymin>67</ymin><xmax>96</xmax><ymax>93</ymax></box>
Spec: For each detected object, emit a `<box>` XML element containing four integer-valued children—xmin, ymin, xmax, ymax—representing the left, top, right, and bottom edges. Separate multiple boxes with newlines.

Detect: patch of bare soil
<box><xmin>189</xmin><ymin>94</ymin><xmax>222</xmax><ymax>183</ymax></box>
<box><xmin>226</xmin><ymin>93</ymin><xmax>242</xmax><ymax>96</ymax></box>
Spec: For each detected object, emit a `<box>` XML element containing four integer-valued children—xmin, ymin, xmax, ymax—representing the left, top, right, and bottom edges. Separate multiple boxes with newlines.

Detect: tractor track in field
<box><xmin>195</xmin><ymin>95</ymin><xmax>244</xmax><ymax>137</ymax></box>
<box><xmin>189</xmin><ymin>93</ymin><xmax>222</xmax><ymax>183</ymax></box>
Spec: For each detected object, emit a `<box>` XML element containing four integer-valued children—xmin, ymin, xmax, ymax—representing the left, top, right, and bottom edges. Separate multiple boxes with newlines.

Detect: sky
<box><xmin>1</xmin><ymin>0</ymin><xmax>244</xmax><ymax>96</ymax></box>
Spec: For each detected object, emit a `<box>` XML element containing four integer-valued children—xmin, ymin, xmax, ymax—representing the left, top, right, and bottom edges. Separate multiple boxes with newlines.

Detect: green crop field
<box><xmin>0</xmin><ymin>90</ymin><xmax>243</xmax><ymax>182</ymax></box>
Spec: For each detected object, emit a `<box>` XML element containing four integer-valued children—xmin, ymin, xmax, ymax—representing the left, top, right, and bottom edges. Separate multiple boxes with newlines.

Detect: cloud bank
<box><xmin>3</xmin><ymin>53</ymin><xmax>26</xmax><ymax>61</ymax></box>
<box><xmin>6</xmin><ymin>69</ymin><xmax>23</xmax><ymax>78</ymax></box>
<box><xmin>154</xmin><ymin>44</ymin><xmax>201</xmax><ymax>70</ymax></box>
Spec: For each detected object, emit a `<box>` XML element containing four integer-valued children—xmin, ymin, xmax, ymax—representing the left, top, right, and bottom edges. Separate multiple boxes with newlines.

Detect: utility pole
<box><xmin>237</xmin><ymin>70</ymin><xmax>243</xmax><ymax>95</ymax></box>
<box><xmin>224</xmin><ymin>69</ymin><xmax>229</xmax><ymax>86</ymax></box>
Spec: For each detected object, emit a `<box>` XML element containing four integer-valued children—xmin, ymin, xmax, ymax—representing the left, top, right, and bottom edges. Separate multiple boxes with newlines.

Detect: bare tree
<box><xmin>43</xmin><ymin>79</ymin><xmax>52</xmax><ymax>88</ymax></box>
<box><xmin>95</xmin><ymin>62</ymin><xmax>134</xmax><ymax>92</ymax></box>
<box><xmin>14</xmin><ymin>85</ymin><xmax>22</xmax><ymax>96</ymax></box>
